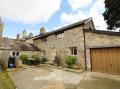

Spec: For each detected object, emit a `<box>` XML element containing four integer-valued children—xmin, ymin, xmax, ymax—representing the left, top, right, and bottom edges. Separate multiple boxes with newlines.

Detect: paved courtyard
<box><xmin>8</xmin><ymin>66</ymin><xmax>120</xmax><ymax>89</ymax></box>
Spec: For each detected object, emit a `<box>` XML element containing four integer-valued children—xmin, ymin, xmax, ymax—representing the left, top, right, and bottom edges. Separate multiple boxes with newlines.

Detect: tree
<box><xmin>103</xmin><ymin>0</ymin><xmax>120</xmax><ymax>30</ymax></box>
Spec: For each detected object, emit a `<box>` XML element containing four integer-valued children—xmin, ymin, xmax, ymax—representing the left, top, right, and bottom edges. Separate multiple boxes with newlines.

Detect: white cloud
<box><xmin>0</xmin><ymin>0</ymin><xmax>62</xmax><ymax>24</ymax></box>
<box><xmin>52</xmin><ymin>11</ymin><xmax>88</xmax><ymax>30</ymax></box>
<box><xmin>67</xmin><ymin>0</ymin><xmax>92</xmax><ymax>11</ymax></box>
<box><xmin>61</xmin><ymin>11</ymin><xmax>88</xmax><ymax>25</ymax></box>
<box><xmin>61</xmin><ymin>0</ymin><xmax>107</xmax><ymax>30</ymax></box>
<box><xmin>89</xmin><ymin>0</ymin><xmax>107</xmax><ymax>30</ymax></box>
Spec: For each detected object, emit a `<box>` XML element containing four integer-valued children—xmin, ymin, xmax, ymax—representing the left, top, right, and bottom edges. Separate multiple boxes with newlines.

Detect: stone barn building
<box><xmin>33</xmin><ymin>18</ymin><xmax>120</xmax><ymax>74</ymax></box>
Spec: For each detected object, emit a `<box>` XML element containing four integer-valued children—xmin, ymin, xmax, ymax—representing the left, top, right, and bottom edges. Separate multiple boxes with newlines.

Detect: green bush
<box><xmin>65</xmin><ymin>56</ymin><xmax>77</xmax><ymax>67</ymax></box>
<box><xmin>41</xmin><ymin>57</ymin><xmax>47</xmax><ymax>64</ymax></box>
<box><xmin>20</xmin><ymin>54</ymin><xmax>28</xmax><ymax>64</ymax></box>
<box><xmin>32</xmin><ymin>55</ymin><xmax>41</xmax><ymax>64</ymax></box>
<box><xmin>54</xmin><ymin>56</ymin><xmax>62</xmax><ymax>66</ymax></box>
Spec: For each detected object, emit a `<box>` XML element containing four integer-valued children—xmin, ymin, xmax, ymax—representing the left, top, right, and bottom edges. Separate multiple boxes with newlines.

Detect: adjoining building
<box><xmin>0</xmin><ymin>18</ymin><xmax>41</xmax><ymax>68</ymax></box>
<box><xmin>0</xmin><ymin>37</ymin><xmax>41</xmax><ymax>68</ymax></box>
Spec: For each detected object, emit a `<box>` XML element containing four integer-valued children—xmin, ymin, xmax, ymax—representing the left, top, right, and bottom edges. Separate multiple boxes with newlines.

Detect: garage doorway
<box><xmin>90</xmin><ymin>47</ymin><xmax>120</xmax><ymax>74</ymax></box>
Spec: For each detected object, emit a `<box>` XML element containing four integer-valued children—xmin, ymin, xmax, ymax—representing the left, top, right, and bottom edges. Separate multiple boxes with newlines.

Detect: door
<box><xmin>51</xmin><ymin>48</ymin><xmax>56</xmax><ymax>62</ymax></box>
<box><xmin>91</xmin><ymin>47</ymin><xmax>120</xmax><ymax>74</ymax></box>
<box><xmin>8</xmin><ymin>57</ymin><xmax>15</xmax><ymax>68</ymax></box>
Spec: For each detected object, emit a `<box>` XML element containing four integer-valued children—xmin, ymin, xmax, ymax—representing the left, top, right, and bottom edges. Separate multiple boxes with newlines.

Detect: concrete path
<box><xmin>76</xmin><ymin>72</ymin><xmax>120</xmax><ymax>89</ymax></box>
<box><xmin>8</xmin><ymin>66</ymin><xmax>120</xmax><ymax>89</ymax></box>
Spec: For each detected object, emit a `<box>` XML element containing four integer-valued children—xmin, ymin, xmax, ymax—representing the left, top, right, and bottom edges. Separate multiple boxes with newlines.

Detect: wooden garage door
<box><xmin>91</xmin><ymin>47</ymin><xmax>120</xmax><ymax>74</ymax></box>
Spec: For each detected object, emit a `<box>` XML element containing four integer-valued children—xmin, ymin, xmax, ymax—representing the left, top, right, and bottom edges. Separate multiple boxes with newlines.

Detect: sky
<box><xmin>0</xmin><ymin>0</ymin><xmax>107</xmax><ymax>38</ymax></box>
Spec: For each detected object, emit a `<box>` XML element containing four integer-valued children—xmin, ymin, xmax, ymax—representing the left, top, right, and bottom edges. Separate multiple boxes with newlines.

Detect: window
<box><xmin>41</xmin><ymin>38</ymin><xmax>47</xmax><ymax>42</ymax></box>
<box><xmin>56</xmin><ymin>32</ymin><xmax>64</xmax><ymax>38</ymax></box>
<box><xmin>70</xmin><ymin>47</ymin><xmax>77</xmax><ymax>55</ymax></box>
<box><xmin>12</xmin><ymin>52</ymin><xmax>15</xmax><ymax>56</ymax></box>
<box><xmin>12</xmin><ymin>51</ymin><xmax>19</xmax><ymax>56</ymax></box>
<box><xmin>16</xmin><ymin>52</ymin><xmax>19</xmax><ymax>56</ymax></box>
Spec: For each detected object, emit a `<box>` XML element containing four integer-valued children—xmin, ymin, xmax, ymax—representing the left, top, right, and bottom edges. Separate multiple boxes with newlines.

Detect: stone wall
<box><xmin>25</xmin><ymin>38</ymin><xmax>33</xmax><ymax>43</ymax></box>
<box><xmin>85</xmin><ymin>31</ymin><xmax>120</xmax><ymax>70</ymax></box>
<box><xmin>20</xmin><ymin>51</ymin><xmax>41</xmax><ymax>57</ymax></box>
<box><xmin>0</xmin><ymin>50</ymin><xmax>41</xmax><ymax>67</ymax></box>
<box><xmin>34</xmin><ymin>26</ymin><xmax>86</xmax><ymax>68</ymax></box>
<box><xmin>0</xmin><ymin>50</ymin><xmax>41</xmax><ymax>59</ymax></box>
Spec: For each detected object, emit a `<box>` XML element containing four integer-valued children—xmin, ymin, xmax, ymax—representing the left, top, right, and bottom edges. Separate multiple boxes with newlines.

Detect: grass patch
<box><xmin>0</xmin><ymin>72</ymin><xmax>15</xmax><ymax>89</ymax></box>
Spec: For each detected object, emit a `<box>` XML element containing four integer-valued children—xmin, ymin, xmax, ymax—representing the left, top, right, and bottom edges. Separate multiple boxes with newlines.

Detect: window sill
<box><xmin>56</xmin><ymin>37</ymin><xmax>64</xmax><ymax>39</ymax></box>
<box><xmin>70</xmin><ymin>55</ymin><xmax>77</xmax><ymax>56</ymax></box>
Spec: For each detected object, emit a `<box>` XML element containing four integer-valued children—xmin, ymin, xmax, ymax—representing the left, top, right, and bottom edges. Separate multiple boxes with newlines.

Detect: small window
<box><xmin>56</xmin><ymin>32</ymin><xmax>64</xmax><ymax>38</ymax></box>
<box><xmin>41</xmin><ymin>38</ymin><xmax>47</xmax><ymax>42</ymax></box>
<box><xmin>12</xmin><ymin>52</ymin><xmax>15</xmax><ymax>56</ymax></box>
<box><xmin>70</xmin><ymin>47</ymin><xmax>77</xmax><ymax>55</ymax></box>
<box><xmin>16</xmin><ymin>52</ymin><xmax>19</xmax><ymax>56</ymax></box>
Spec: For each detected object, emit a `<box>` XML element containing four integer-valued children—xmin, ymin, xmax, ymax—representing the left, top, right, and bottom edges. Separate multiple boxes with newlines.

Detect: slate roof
<box><xmin>85</xmin><ymin>29</ymin><xmax>120</xmax><ymax>36</ymax></box>
<box><xmin>33</xmin><ymin>17</ymin><xmax>120</xmax><ymax>40</ymax></box>
<box><xmin>0</xmin><ymin>38</ymin><xmax>41</xmax><ymax>51</ymax></box>
<box><xmin>33</xmin><ymin>18</ymin><xmax>94</xmax><ymax>40</ymax></box>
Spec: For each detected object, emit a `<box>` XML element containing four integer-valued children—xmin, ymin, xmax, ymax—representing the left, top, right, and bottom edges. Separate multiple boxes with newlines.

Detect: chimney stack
<box><xmin>22</xmin><ymin>29</ymin><xmax>26</xmax><ymax>38</ymax></box>
<box><xmin>16</xmin><ymin>34</ymin><xmax>20</xmax><ymax>40</ymax></box>
<box><xmin>40</xmin><ymin>27</ymin><xmax>45</xmax><ymax>34</ymax></box>
<box><xmin>0</xmin><ymin>17</ymin><xmax>2</xmax><ymax>24</ymax></box>
<box><xmin>0</xmin><ymin>17</ymin><xmax>4</xmax><ymax>38</ymax></box>
<box><xmin>29</xmin><ymin>33</ymin><xmax>33</xmax><ymax>38</ymax></box>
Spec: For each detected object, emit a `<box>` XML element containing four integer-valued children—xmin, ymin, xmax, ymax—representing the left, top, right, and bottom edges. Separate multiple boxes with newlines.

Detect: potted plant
<box><xmin>54</xmin><ymin>56</ymin><xmax>62</xmax><ymax>66</ymax></box>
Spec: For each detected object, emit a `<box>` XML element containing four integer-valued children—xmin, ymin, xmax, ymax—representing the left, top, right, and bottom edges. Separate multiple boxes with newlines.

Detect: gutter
<box><xmin>83</xmin><ymin>25</ymin><xmax>87</xmax><ymax>70</ymax></box>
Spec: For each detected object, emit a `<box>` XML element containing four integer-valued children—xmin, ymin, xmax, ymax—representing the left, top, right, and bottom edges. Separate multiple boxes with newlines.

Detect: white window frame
<box><xmin>70</xmin><ymin>47</ymin><xmax>77</xmax><ymax>55</ymax></box>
